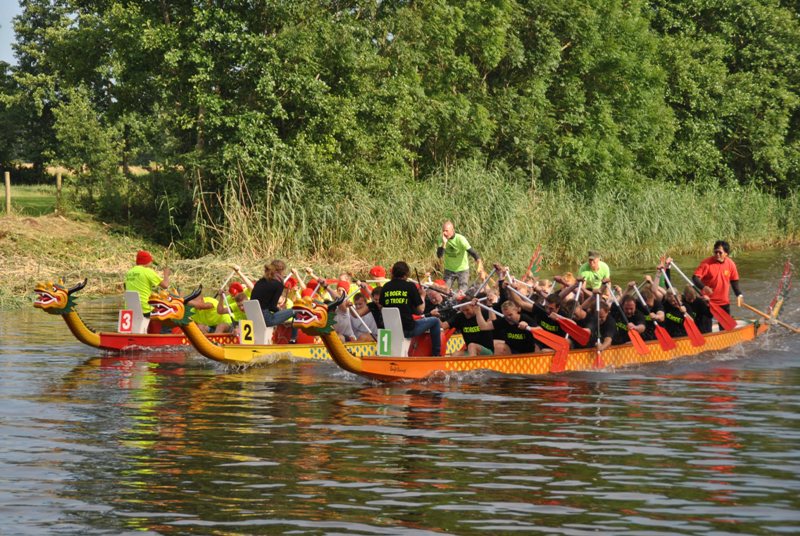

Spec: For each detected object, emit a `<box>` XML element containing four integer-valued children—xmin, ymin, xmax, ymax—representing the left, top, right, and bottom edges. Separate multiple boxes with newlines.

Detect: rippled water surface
<box><xmin>2</xmin><ymin>250</ymin><xmax>800</xmax><ymax>535</ymax></box>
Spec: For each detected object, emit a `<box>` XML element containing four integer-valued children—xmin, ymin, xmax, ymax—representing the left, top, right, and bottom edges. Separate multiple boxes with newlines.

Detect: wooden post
<box><xmin>56</xmin><ymin>171</ymin><xmax>62</xmax><ymax>214</ymax></box>
<box><xmin>4</xmin><ymin>171</ymin><xmax>10</xmax><ymax>215</ymax></box>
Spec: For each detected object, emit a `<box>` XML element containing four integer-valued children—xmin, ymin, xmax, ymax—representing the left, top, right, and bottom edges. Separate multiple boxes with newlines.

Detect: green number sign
<box><xmin>377</xmin><ymin>329</ymin><xmax>392</xmax><ymax>356</ymax></box>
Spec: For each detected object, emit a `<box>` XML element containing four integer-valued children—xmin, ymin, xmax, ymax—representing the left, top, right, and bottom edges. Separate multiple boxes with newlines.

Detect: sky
<box><xmin>0</xmin><ymin>1</ymin><xmax>22</xmax><ymax>65</ymax></box>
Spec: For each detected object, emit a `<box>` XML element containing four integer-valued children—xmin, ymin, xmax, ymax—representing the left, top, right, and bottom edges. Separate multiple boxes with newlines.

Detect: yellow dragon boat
<box><xmin>146</xmin><ymin>287</ymin><xmax>464</xmax><ymax>367</ymax></box>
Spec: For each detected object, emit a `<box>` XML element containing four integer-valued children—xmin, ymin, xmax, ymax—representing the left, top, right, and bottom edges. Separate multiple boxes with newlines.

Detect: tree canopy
<box><xmin>2</xmin><ymin>0</ymin><xmax>798</xmax><ymax>253</ymax></box>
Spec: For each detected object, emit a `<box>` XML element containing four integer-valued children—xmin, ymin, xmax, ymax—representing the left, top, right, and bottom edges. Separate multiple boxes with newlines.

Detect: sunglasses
<box><xmin>714</xmin><ymin>250</ymin><xmax>725</xmax><ymax>255</ymax></box>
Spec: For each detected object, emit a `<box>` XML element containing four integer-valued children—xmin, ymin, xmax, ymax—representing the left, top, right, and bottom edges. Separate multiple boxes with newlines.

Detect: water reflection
<box><xmin>2</xmin><ymin>249</ymin><xmax>800</xmax><ymax>534</ymax></box>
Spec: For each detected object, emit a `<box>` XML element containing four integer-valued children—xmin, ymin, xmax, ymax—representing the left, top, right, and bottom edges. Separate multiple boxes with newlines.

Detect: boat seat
<box><xmin>123</xmin><ymin>291</ymin><xmax>149</xmax><ymax>334</ymax></box>
<box><xmin>242</xmin><ymin>300</ymin><xmax>275</xmax><ymax>345</ymax></box>
<box><xmin>381</xmin><ymin>307</ymin><xmax>412</xmax><ymax>356</ymax></box>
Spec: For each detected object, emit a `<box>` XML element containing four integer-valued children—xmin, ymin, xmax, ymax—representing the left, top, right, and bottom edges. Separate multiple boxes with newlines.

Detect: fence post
<box><xmin>56</xmin><ymin>171</ymin><xmax>62</xmax><ymax>214</ymax></box>
<box><xmin>4</xmin><ymin>171</ymin><xmax>10</xmax><ymax>215</ymax></box>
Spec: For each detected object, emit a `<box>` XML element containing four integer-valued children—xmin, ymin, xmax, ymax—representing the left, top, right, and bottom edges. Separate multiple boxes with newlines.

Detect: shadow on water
<box><xmin>1</xmin><ymin>247</ymin><xmax>799</xmax><ymax>534</ymax></box>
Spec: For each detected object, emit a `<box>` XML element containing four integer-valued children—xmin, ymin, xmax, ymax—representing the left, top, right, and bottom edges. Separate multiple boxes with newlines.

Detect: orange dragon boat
<box><xmin>287</xmin><ymin>264</ymin><xmax>793</xmax><ymax>382</ymax></box>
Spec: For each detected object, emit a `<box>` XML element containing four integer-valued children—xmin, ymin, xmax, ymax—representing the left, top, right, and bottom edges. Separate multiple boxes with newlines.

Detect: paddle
<box><xmin>349</xmin><ymin>305</ymin><xmax>377</xmax><ymax>340</ymax></box>
<box><xmin>608</xmin><ymin>287</ymin><xmax>649</xmax><ymax>355</ymax></box>
<box><xmin>593</xmin><ymin>293</ymin><xmax>604</xmax><ymax>368</ymax></box>
<box><xmin>474</xmin><ymin>267</ymin><xmax>497</xmax><ymax>296</ymax></box>
<box><xmin>739</xmin><ymin>302</ymin><xmax>800</xmax><ymax>334</ymax></box>
<box><xmin>525</xmin><ymin>244</ymin><xmax>542</xmax><ymax>279</ymax></box>
<box><xmin>505</xmin><ymin>284</ymin><xmax>590</xmax><ymax>346</ymax></box>
<box><xmin>453</xmin><ymin>297</ymin><xmax>487</xmax><ymax>310</ymax></box>
<box><xmin>670</xmin><ymin>261</ymin><xmax>737</xmax><ymax>331</ymax></box>
<box><xmin>632</xmin><ymin>286</ymin><xmax>676</xmax><ymax>351</ymax></box>
<box><xmin>217</xmin><ymin>269</ymin><xmax>237</xmax><ymax>317</ymax></box>
<box><xmin>476</xmin><ymin>302</ymin><xmax>569</xmax><ymax>354</ymax></box>
<box><xmin>661</xmin><ymin>268</ymin><xmax>705</xmax><ymax>347</ymax></box>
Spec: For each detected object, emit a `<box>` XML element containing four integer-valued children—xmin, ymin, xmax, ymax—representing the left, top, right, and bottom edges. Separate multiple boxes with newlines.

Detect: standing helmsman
<box><xmin>436</xmin><ymin>221</ymin><xmax>485</xmax><ymax>290</ymax></box>
<box><xmin>692</xmin><ymin>240</ymin><xmax>743</xmax><ymax>316</ymax></box>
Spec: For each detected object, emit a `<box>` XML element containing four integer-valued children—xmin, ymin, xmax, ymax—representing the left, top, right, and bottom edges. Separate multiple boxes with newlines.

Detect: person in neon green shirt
<box><xmin>124</xmin><ymin>250</ymin><xmax>170</xmax><ymax>314</ymax></box>
<box><xmin>190</xmin><ymin>295</ymin><xmax>233</xmax><ymax>333</ymax></box>
<box><xmin>436</xmin><ymin>221</ymin><xmax>486</xmax><ymax>290</ymax></box>
<box><xmin>217</xmin><ymin>282</ymin><xmax>250</xmax><ymax>322</ymax></box>
<box><xmin>577</xmin><ymin>250</ymin><xmax>611</xmax><ymax>290</ymax></box>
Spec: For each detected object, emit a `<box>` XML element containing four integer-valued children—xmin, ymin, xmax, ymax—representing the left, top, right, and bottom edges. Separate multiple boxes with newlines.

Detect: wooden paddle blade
<box><xmin>531</xmin><ymin>327</ymin><xmax>569</xmax><ymax>353</ymax></box>
<box><xmin>684</xmin><ymin>315</ymin><xmax>705</xmax><ymax>346</ymax></box>
<box><xmin>556</xmin><ymin>317</ymin><xmax>590</xmax><ymax>346</ymax></box>
<box><xmin>709</xmin><ymin>302</ymin><xmax>737</xmax><ymax>330</ymax></box>
<box><xmin>550</xmin><ymin>348</ymin><xmax>568</xmax><ymax>373</ymax></box>
<box><xmin>654</xmin><ymin>325</ymin><xmax>676</xmax><ymax>351</ymax></box>
<box><xmin>628</xmin><ymin>329</ymin><xmax>650</xmax><ymax>355</ymax></box>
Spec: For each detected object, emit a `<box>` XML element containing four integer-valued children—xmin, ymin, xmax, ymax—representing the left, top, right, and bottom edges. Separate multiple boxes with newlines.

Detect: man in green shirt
<box><xmin>124</xmin><ymin>250</ymin><xmax>170</xmax><ymax>315</ymax></box>
<box><xmin>436</xmin><ymin>221</ymin><xmax>485</xmax><ymax>291</ymax></box>
<box><xmin>577</xmin><ymin>250</ymin><xmax>610</xmax><ymax>290</ymax></box>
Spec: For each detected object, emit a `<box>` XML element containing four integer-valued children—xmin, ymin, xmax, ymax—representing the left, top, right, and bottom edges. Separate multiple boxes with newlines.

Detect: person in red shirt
<box><xmin>692</xmin><ymin>240</ymin><xmax>743</xmax><ymax>319</ymax></box>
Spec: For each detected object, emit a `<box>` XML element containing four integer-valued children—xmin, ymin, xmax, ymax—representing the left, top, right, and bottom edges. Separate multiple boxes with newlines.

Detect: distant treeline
<box><xmin>0</xmin><ymin>1</ymin><xmax>798</xmax><ymax>262</ymax></box>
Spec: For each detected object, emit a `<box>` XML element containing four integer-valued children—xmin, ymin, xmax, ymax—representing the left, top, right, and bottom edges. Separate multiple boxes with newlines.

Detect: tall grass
<box><xmin>210</xmin><ymin>160</ymin><xmax>799</xmax><ymax>276</ymax></box>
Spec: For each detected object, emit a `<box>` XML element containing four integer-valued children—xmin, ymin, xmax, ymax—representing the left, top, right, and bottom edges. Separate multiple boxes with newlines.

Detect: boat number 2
<box><xmin>377</xmin><ymin>329</ymin><xmax>392</xmax><ymax>356</ymax></box>
<box><xmin>240</xmin><ymin>320</ymin><xmax>254</xmax><ymax>345</ymax></box>
<box><xmin>118</xmin><ymin>310</ymin><xmax>133</xmax><ymax>333</ymax></box>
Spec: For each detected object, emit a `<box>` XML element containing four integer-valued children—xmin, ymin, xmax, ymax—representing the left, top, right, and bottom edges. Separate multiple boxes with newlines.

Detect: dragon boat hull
<box><xmin>94</xmin><ymin>331</ymin><xmax>239</xmax><ymax>352</ymax></box>
<box><xmin>180</xmin><ymin>330</ymin><xmax>466</xmax><ymax>367</ymax></box>
<box><xmin>339</xmin><ymin>321</ymin><xmax>767</xmax><ymax>382</ymax></box>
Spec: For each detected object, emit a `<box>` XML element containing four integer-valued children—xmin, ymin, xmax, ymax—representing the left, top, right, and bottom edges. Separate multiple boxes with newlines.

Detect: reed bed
<box><xmin>5</xmin><ymin>163</ymin><xmax>798</xmax><ymax>310</ymax></box>
<box><xmin>211</xmin><ymin>163</ymin><xmax>799</xmax><ymax>277</ymax></box>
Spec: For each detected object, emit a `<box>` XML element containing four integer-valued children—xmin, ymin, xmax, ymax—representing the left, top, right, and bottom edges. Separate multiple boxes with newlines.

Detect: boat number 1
<box><xmin>377</xmin><ymin>329</ymin><xmax>392</xmax><ymax>356</ymax></box>
<box><xmin>118</xmin><ymin>310</ymin><xmax>133</xmax><ymax>333</ymax></box>
<box><xmin>240</xmin><ymin>320</ymin><xmax>254</xmax><ymax>345</ymax></box>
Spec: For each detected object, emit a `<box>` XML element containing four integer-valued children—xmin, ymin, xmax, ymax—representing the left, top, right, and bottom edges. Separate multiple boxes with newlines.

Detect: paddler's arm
<box><xmin>232</xmin><ymin>265</ymin><xmax>254</xmax><ymax>290</ymax></box>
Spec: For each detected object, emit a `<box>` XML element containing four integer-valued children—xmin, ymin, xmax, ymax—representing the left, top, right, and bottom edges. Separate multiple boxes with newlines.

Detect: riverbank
<box><xmin>5</xmin><ymin>197</ymin><xmax>799</xmax><ymax>311</ymax></box>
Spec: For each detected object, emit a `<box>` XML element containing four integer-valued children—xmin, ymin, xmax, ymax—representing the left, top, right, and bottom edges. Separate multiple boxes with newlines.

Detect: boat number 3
<box><xmin>118</xmin><ymin>310</ymin><xmax>133</xmax><ymax>333</ymax></box>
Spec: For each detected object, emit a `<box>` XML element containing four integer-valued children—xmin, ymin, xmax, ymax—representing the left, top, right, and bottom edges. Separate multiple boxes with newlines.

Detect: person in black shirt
<box><xmin>611</xmin><ymin>295</ymin><xmax>647</xmax><ymax>345</ymax></box>
<box><xmin>656</xmin><ymin>290</ymin><xmax>688</xmax><ymax>338</ymax></box>
<box><xmin>683</xmin><ymin>286</ymin><xmax>713</xmax><ymax>334</ymax></box>
<box><xmin>492</xmin><ymin>300</ymin><xmax>537</xmax><ymax>355</ymax></box>
<box><xmin>589</xmin><ymin>298</ymin><xmax>617</xmax><ymax>351</ymax></box>
<box><xmin>250</xmin><ymin>259</ymin><xmax>297</xmax><ymax>341</ymax></box>
<box><xmin>380</xmin><ymin>261</ymin><xmax>442</xmax><ymax>356</ymax></box>
<box><xmin>633</xmin><ymin>286</ymin><xmax>664</xmax><ymax>341</ymax></box>
<box><xmin>442</xmin><ymin>298</ymin><xmax>494</xmax><ymax>355</ymax></box>
<box><xmin>366</xmin><ymin>286</ymin><xmax>384</xmax><ymax>330</ymax></box>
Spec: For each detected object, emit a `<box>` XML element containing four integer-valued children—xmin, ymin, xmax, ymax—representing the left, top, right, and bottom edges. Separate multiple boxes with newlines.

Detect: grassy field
<box><xmin>2</xmin><ymin>184</ymin><xmax>59</xmax><ymax>216</ymax></box>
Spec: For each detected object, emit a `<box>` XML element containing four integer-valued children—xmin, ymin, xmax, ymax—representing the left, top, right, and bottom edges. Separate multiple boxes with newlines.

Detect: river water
<box><xmin>2</xmin><ymin>250</ymin><xmax>799</xmax><ymax>535</ymax></box>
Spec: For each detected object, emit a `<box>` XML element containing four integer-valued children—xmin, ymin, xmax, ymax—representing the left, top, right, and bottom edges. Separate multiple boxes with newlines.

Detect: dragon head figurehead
<box><xmin>33</xmin><ymin>279</ymin><xmax>87</xmax><ymax>314</ymax></box>
<box><xmin>291</xmin><ymin>293</ymin><xmax>345</xmax><ymax>336</ymax></box>
<box><xmin>147</xmin><ymin>286</ymin><xmax>202</xmax><ymax>326</ymax></box>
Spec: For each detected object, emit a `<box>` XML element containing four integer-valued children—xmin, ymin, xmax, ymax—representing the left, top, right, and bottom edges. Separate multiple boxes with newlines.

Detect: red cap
<box><xmin>301</xmin><ymin>288</ymin><xmax>314</xmax><ymax>298</ymax></box>
<box><xmin>136</xmin><ymin>250</ymin><xmax>153</xmax><ymax>266</ymax></box>
<box><xmin>369</xmin><ymin>265</ymin><xmax>386</xmax><ymax>278</ymax></box>
<box><xmin>306</xmin><ymin>279</ymin><xmax>318</xmax><ymax>289</ymax></box>
<box><xmin>434</xmin><ymin>279</ymin><xmax>446</xmax><ymax>287</ymax></box>
<box><xmin>284</xmin><ymin>276</ymin><xmax>298</xmax><ymax>289</ymax></box>
<box><xmin>229</xmin><ymin>282</ymin><xmax>244</xmax><ymax>295</ymax></box>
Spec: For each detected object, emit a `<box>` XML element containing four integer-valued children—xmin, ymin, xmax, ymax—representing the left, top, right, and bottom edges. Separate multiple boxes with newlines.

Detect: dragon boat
<box><xmin>33</xmin><ymin>279</ymin><xmax>238</xmax><ymax>352</ymax></box>
<box><xmin>288</xmin><ymin>265</ymin><xmax>794</xmax><ymax>382</ymax></box>
<box><xmin>146</xmin><ymin>287</ymin><xmax>465</xmax><ymax>367</ymax></box>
